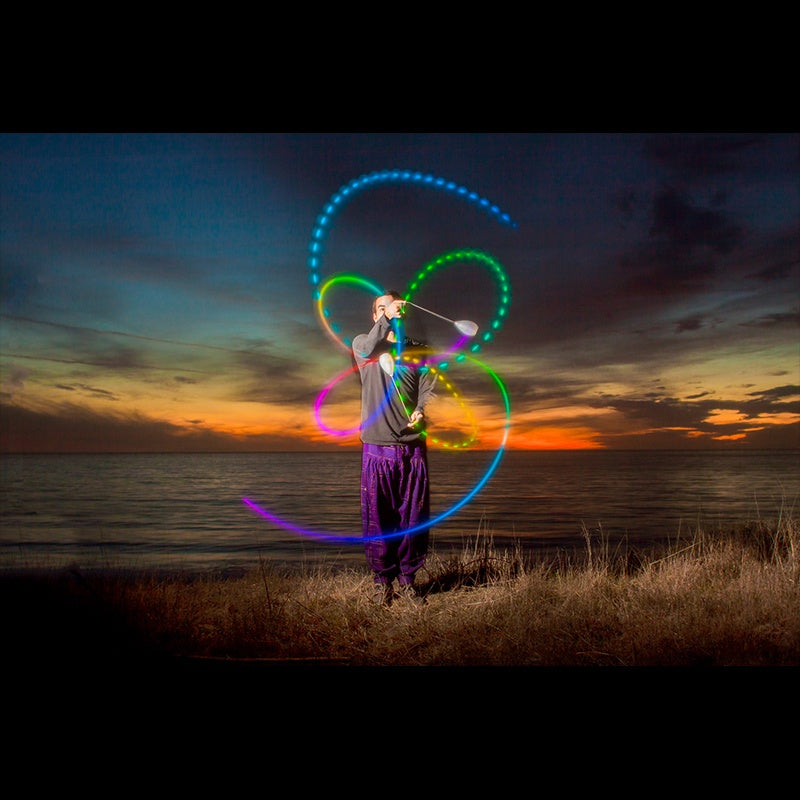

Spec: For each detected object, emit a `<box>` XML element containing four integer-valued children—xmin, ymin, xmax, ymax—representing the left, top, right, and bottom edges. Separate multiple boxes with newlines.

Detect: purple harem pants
<box><xmin>360</xmin><ymin>442</ymin><xmax>430</xmax><ymax>586</ymax></box>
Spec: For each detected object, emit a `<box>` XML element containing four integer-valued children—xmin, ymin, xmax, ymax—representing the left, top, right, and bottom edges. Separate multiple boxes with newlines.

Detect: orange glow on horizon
<box><xmin>159</xmin><ymin>408</ymin><xmax>607</xmax><ymax>452</ymax></box>
<box><xmin>508</xmin><ymin>427</ymin><xmax>604</xmax><ymax>450</ymax></box>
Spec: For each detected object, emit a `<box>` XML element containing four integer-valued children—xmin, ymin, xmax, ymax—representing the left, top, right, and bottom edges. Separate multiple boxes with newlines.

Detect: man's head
<box><xmin>372</xmin><ymin>290</ymin><xmax>403</xmax><ymax>322</ymax></box>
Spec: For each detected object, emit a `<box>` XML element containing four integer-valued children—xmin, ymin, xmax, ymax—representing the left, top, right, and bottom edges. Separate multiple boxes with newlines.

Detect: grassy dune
<box><xmin>3</xmin><ymin>512</ymin><xmax>799</xmax><ymax>669</ymax></box>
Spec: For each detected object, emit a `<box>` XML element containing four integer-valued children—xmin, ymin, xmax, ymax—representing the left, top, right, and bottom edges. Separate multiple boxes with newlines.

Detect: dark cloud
<box><xmin>599</xmin><ymin>386</ymin><xmax>800</xmax><ymax>422</ymax></box>
<box><xmin>598</xmin><ymin>422</ymin><xmax>800</xmax><ymax>450</ymax></box>
<box><xmin>649</xmin><ymin>186</ymin><xmax>744</xmax><ymax>255</ymax></box>
<box><xmin>644</xmin><ymin>134</ymin><xmax>765</xmax><ymax>178</ymax></box>
<box><xmin>0</xmin><ymin>313</ymin><xmax>250</xmax><ymax>353</ymax></box>
<box><xmin>595</xmin><ymin>395</ymin><xmax>707</xmax><ymax>430</ymax></box>
<box><xmin>746</xmin><ymin>261</ymin><xmax>799</xmax><ymax>282</ymax></box>
<box><xmin>676</xmin><ymin>315</ymin><xmax>704</xmax><ymax>333</ymax></box>
<box><xmin>590</xmin><ymin>386</ymin><xmax>800</xmax><ymax>449</ymax></box>
<box><xmin>230</xmin><ymin>344</ymin><xmax>321</xmax><ymax>405</ymax></box>
<box><xmin>747</xmin><ymin>385</ymin><xmax>800</xmax><ymax>401</ymax></box>
<box><xmin>54</xmin><ymin>383</ymin><xmax>119</xmax><ymax>400</ymax></box>
<box><xmin>616</xmin><ymin>186</ymin><xmax>745</xmax><ymax>298</ymax></box>
<box><xmin>740</xmin><ymin>310</ymin><xmax>800</xmax><ymax>329</ymax></box>
<box><xmin>3</xmin><ymin>351</ymin><xmax>208</xmax><ymax>374</ymax></box>
<box><xmin>736</xmin><ymin>421</ymin><xmax>800</xmax><ymax>448</ymax></box>
<box><xmin>742</xmin><ymin>385</ymin><xmax>800</xmax><ymax>413</ymax></box>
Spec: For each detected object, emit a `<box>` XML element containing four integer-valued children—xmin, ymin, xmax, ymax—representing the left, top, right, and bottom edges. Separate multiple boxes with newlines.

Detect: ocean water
<box><xmin>1</xmin><ymin>450</ymin><xmax>797</xmax><ymax>573</ymax></box>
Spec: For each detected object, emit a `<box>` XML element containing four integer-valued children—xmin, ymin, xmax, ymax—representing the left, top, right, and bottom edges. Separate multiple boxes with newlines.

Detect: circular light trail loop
<box><xmin>245</xmin><ymin>170</ymin><xmax>516</xmax><ymax>544</ymax></box>
<box><xmin>313</xmin><ymin>358</ymin><xmax>393</xmax><ymax>438</ymax></box>
<box><xmin>315</xmin><ymin>272</ymin><xmax>385</xmax><ymax>352</ymax></box>
<box><xmin>403</xmin><ymin>249</ymin><xmax>512</xmax><ymax>359</ymax></box>
<box><xmin>308</xmin><ymin>170</ymin><xmax>518</xmax><ymax>304</ymax></box>
<box><xmin>314</xmin><ymin>346</ymin><xmax>481</xmax><ymax>447</ymax></box>
<box><xmin>244</xmin><ymin>353</ymin><xmax>511</xmax><ymax>543</ymax></box>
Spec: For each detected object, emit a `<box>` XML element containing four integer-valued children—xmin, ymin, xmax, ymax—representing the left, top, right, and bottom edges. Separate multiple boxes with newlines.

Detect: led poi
<box><xmin>402</xmin><ymin>301</ymin><xmax>479</xmax><ymax>338</ymax></box>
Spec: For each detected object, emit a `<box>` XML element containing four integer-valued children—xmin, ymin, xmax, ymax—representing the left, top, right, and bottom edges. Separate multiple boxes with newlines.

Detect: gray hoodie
<box><xmin>352</xmin><ymin>315</ymin><xmax>437</xmax><ymax>445</ymax></box>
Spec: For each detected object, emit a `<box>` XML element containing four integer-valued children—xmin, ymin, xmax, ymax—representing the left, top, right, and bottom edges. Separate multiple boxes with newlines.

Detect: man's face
<box><xmin>373</xmin><ymin>294</ymin><xmax>396</xmax><ymax>322</ymax></box>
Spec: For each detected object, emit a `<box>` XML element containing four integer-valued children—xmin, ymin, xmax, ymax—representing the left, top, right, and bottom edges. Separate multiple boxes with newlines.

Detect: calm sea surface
<box><xmin>1</xmin><ymin>450</ymin><xmax>798</xmax><ymax>573</ymax></box>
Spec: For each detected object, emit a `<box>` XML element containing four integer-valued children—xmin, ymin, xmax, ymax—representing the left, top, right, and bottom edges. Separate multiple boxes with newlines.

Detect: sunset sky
<box><xmin>1</xmin><ymin>132</ymin><xmax>798</xmax><ymax>452</ymax></box>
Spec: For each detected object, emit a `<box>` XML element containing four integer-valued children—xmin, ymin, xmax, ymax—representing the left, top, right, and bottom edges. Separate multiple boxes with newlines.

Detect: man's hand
<box><xmin>409</xmin><ymin>409</ymin><xmax>424</xmax><ymax>427</ymax></box>
<box><xmin>385</xmin><ymin>299</ymin><xmax>406</xmax><ymax>320</ymax></box>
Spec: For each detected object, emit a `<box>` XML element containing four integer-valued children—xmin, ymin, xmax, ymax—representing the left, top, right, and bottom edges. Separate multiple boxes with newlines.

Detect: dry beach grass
<box><xmin>4</xmin><ymin>510</ymin><xmax>799</xmax><ymax>671</ymax></box>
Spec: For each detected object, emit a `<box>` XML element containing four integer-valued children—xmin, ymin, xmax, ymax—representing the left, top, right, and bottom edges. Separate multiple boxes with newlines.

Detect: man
<box><xmin>352</xmin><ymin>291</ymin><xmax>436</xmax><ymax>606</ymax></box>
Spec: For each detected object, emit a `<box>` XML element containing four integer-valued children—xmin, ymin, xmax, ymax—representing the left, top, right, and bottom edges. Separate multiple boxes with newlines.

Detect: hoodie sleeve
<box><xmin>352</xmin><ymin>315</ymin><xmax>393</xmax><ymax>364</ymax></box>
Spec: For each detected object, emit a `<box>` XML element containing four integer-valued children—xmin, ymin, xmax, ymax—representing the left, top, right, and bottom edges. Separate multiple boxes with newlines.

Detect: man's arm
<box><xmin>352</xmin><ymin>316</ymin><xmax>393</xmax><ymax>363</ymax></box>
<box><xmin>352</xmin><ymin>298</ymin><xmax>405</xmax><ymax>362</ymax></box>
